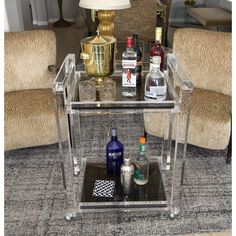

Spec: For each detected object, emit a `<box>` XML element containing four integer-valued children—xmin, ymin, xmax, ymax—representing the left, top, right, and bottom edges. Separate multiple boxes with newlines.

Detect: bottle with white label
<box><xmin>144</xmin><ymin>56</ymin><xmax>167</xmax><ymax>101</ymax></box>
<box><xmin>122</xmin><ymin>37</ymin><xmax>137</xmax><ymax>97</ymax></box>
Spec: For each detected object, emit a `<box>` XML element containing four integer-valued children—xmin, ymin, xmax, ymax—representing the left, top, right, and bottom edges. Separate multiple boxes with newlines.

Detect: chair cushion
<box><xmin>114</xmin><ymin>0</ymin><xmax>157</xmax><ymax>41</ymax></box>
<box><xmin>173</xmin><ymin>28</ymin><xmax>231</xmax><ymax>96</ymax></box>
<box><xmin>4</xmin><ymin>30</ymin><xmax>56</xmax><ymax>92</ymax></box>
<box><xmin>5</xmin><ymin>89</ymin><xmax>67</xmax><ymax>151</ymax></box>
<box><xmin>187</xmin><ymin>8</ymin><xmax>232</xmax><ymax>27</ymax></box>
<box><xmin>144</xmin><ymin>88</ymin><xmax>231</xmax><ymax>150</ymax></box>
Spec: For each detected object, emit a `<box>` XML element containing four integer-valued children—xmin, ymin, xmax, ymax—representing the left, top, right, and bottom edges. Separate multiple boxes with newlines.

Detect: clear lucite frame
<box><xmin>52</xmin><ymin>50</ymin><xmax>193</xmax><ymax>220</ymax></box>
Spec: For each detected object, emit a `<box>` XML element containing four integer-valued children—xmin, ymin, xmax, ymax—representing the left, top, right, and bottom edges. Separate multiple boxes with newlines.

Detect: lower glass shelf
<box><xmin>79</xmin><ymin>162</ymin><xmax>167</xmax><ymax>211</ymax></box>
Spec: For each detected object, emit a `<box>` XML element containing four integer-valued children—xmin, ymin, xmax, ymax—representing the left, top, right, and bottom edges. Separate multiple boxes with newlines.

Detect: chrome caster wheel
<box><xmin>64</xmin><ymin>212</ymin><xmax>76</xmax><ymax>221</ymax></box>
<box><xmin>169</xmin><ymin>207</ymin><xmax>179</xmax><ymax>219</ymax></box>
<box><xmin>73</xmin><ymin>166</ymin><xmax>80</xmax><ymax>176</ymax></box>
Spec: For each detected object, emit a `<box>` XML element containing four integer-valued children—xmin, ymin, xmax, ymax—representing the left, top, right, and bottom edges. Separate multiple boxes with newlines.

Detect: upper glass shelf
<box><xmin>53</xmin><ymin>40</ymin><xmax>192</xmax><ymax>113</ymax></box>
<box><xmin>70</xmin><ymin>70</ymin><xmax>176</xmax><ymax>111</ymax></box>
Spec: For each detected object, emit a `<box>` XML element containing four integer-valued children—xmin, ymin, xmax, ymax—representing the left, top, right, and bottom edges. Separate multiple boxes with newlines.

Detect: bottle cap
<box><xmin>139</xmin><ymin>136</ymin><xmax>146</xmax><ymax>144</ymax></box>
<box><xmin>111</xmin><ymin>128</ymin><xmax>117</xmax><ymax>137</ymax></box>
<box><xmin>126</xmin><ymin>37</ymin><xmax>133</xmax><ymax>48</ymax></box>
<box><xmin>133</xmin><ymin>32</ymin><xmax>139</xmax><ymax>40</ymax></box>
<box><xmin>124</xmin><ymin>157</ymin><xmax>131</xmax><ymax>166</ymax></box>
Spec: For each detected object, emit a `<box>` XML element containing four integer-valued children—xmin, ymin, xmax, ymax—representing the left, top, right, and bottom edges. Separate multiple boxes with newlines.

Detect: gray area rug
<box><xmin>5</xmin><ymin>114</ymin><xmax>231</xmax><ymax>236</ymax></box>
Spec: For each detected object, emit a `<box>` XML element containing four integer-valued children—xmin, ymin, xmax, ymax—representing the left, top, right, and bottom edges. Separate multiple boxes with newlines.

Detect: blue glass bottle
<box><xmin>106</xmin><ymin>129</ymin><xmax>124</xmax><ymax>176</ymax></box>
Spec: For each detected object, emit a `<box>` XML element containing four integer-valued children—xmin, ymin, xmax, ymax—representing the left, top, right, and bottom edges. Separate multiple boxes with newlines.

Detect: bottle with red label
<box><xmin>150</xmin><ymin>27</ymin><xmax>165</xmax><ymax>72</ymax></box>
<box><xmin>122</xmin><ymin>37</ymin><xmax>137</xmax><ymax>97</ymax></box>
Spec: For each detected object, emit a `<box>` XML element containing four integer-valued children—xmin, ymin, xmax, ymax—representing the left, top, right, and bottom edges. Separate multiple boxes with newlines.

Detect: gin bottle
<box><xmin>106</xmin><ymin>128</ymin><xmax>124</xmax><ymax>177</ymax></box>
<box><xmin>134</xmin><ymin>136</ymin><xmax>149</xmax><ymax>185</ymax></box>
<box><xmin>150</xmin><ymin>27</ymin><xmax>165</xmax><ymax>72</ymax></box>
<box><xmin>133</xmin><ymin>32</ymin><xmax>142</xmax><ymax>83</ymax></box>
<box><xmin>144</xmin><ymin>56</ymin><xmax>167</xmax><ymax>101</ymax></box>
<box><xmin>122</xmin><ymin>37</ymin><xmax>137</xmax><ymax>97</ymax></box>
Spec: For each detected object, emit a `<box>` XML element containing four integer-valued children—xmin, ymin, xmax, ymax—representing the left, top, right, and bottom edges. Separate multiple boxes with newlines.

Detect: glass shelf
<box><xmin>79</xmin><ymin>161</ymin><xmax>167</xmax><ymax>212</ymax></box>
<box><xmin>70</xmin><ymin>71</ymin><xmax>175</xmax><ymax>111</ymax></box>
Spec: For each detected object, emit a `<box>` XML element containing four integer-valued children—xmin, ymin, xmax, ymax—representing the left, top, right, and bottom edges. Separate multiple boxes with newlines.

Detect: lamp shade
<box><xmin>79</xmin><ymin>0</ymin><xmax>131</xmax><ymax>10</ymax></box>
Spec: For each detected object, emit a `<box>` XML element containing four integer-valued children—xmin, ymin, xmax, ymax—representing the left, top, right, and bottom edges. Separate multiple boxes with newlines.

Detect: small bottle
<box><xmin>106</xmin><ymin>128</ymin><xmax>124</xmax><ymax>176</ymax></box>
<box><xmin>150</xmin><ymin>27</ymin><xmax>165</xmax><ymax>72</ymax></box>
<box><xmin>133</xmin><ymin>32</ymin><xmax>142</xmax><ymax>83</ymax></box>
<box><xmin>122</xmin><ymin>37</ymin><xmax>137</xmax><ymax>97</ymax></box>
<box><xmin>134</xmin><ymin>137</ymin><xmax>149</xmax><ymax>185</ymax></box>
<box><xmin>120</xmin><ymin>157</ymin><xmax>134</xmax><ymax>195</ymax></box>
<box><xmin>144</xmin><ymin>56</ymin><xmax>167</xmax><ymax>101</ymax></box>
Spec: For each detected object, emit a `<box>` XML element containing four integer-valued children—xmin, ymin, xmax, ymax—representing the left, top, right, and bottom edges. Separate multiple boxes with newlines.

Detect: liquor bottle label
<box><xmin>122</xmin><ymin>68</ymin><xmax>137</xmax><ymax>87</ymax></box>
<box><xmin>145</xmin><ymin>86</ymin><xmax>166</xmax><ymax>98</ymax></box>
<box><xmin>108</xmin><ymin>151</ymin><xmax>122</xmax><ymax>159</ymax></box>
<box><xmin>122</xmin><ymin>59</ymin><xmax>137</xmax><ymax>69</ymax></box>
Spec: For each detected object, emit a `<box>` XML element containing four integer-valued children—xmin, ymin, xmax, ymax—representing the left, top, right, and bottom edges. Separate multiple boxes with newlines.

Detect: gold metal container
<box><xmin>80</xmin><ymin>34</ymin><xmax>117</xmax><ymax>78</ymax></box>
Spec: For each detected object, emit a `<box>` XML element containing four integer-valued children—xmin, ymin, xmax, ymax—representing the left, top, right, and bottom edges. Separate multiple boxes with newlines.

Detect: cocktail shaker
<box><xmin>120</xmin><ymin>157</ymin><xmax>134</xmax><ymax>195</ymax></box>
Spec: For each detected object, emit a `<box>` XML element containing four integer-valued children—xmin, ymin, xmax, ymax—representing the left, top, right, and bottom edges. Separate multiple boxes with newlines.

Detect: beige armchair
<box><xmin>4</xmin><ymin>30</ymin><xmax>67</xmax><ymax>151</ymax></box>
<box><xmin>144</xmin><ymin>28</ymin><xmax>231</xmax><ymax>154</ymax></box>
<box><xmin>114</xmin><ymin>0</ymin><xmax>157</xmax><ymax>41</ymax></box>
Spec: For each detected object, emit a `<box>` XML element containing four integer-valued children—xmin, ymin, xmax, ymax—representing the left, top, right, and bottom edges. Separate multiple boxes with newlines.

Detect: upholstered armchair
<box><xmin>4</xmin><ymin>30</ymin><xmax>67</xmax><ymax>151</ymax></box>
<box><xmin>114</xmin><ymin>0</ymin><xmax>157</xmax><ymax>41</ymax></box>
<box><xmin>144</xmin><ymin>28</ymin><xmax>231</xmax><ymax>156</ymax></box>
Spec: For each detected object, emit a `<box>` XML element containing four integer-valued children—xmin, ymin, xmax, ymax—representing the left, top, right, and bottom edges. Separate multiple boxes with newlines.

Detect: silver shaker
<box><xmin>121</xmin><ymin>157</ymin><xmax>134</xmax><ymax>195</ymax></box>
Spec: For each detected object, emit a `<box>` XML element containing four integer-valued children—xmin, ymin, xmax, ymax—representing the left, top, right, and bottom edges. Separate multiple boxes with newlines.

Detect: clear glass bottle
<box><xmin>134</xmin><ymin>136</ymin><xmax>149</xmax><ymax>185</ymax></box>
<box><xmin>144</xmin><ymin>56</ymin><xmax>167</xmax><ymax>101</ymax></box>
<box><xmin>106</xmin><ymin>128</ymin><xmax>124</xmax><ymax>177</ymax></box>
<box><xmin>133</xmin><ymin>32</ymin><xmax>142</xmax><ymax>83</ymax></box>
<box><xmin>122</xmin><ymin>37</ymin><xmax>137</xmax><ymax>97</ymax></box>
<box><xmin>150</xmin><ymin>27</ymin><xmax>165</xmax><ymax>72</ymax></box>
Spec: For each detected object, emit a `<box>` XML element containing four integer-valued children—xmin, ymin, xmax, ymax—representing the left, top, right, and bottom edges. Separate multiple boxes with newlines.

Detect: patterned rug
<box><xmin>5</xmin><ymin>114</ymin><xmax>232</xmax><ymax>235</ymax></box>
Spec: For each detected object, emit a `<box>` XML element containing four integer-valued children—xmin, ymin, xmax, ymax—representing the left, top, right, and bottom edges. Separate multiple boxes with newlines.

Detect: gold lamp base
<box><xmin>185</xmin><ymin>0</ymin><xmax>196</xmax><ymax>6</ymax></box>
<box><xmin>97</xmin><ymin>10</ymin><xmax>115</xmax><ymax>36</ymax></box>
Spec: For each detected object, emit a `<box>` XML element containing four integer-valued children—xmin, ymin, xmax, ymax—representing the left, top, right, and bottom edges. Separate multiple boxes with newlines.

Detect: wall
<box><xmin>30</xmin><ymin>0</ymin><xmax>48</xmax><ymax>25</ymax></box>
<box><xmin>31</xmin><ymin>0</ymin><xmax>78</xmax><ymax>25</ymax></box>
<box><xmin>5</xmin><ymin>0</ymin><xmax>79</xmax><ymax>31</ymax></box>
<box><xmin>5</xmin><ymin>0</ymin><xmax>24</xmax><ymax>31</ymax></box>
<box><xmin>4</xmin><ymin>4</ymin><xmax>9</xmax><ymax>32</ymax></box>
<box><xmin>20</xmin><ymin>0</ymin><xmax>33</xmax><ymax>30</ymax></box>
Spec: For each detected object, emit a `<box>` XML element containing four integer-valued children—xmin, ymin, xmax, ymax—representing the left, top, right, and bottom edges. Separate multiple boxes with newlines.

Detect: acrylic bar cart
<box><xmin>52</xmin><ymin>52</ymin><xmax>193</xmax><ymax>221</ymax></box>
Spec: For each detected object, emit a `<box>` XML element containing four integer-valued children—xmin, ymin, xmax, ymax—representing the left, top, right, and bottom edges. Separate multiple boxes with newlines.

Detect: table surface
<box><xmin>80</xmin><ymin>162</ymin><xmax>167</xmax><ymax>210</ymax></box>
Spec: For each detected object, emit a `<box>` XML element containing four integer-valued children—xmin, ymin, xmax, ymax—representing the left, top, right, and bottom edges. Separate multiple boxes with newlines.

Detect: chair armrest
<box><xmin>48</xmin><ymin>65</ymin><xmax>59</xmax><ymax>74</ymax></box>
<box><xmin>5</xmin><ymin>30</ymin><xmax>56</xmax><ymax>92</ymax></box>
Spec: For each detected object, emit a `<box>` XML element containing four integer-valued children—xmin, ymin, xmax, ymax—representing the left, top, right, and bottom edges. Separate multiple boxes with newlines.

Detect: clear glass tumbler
<box><xmin>79</xmin><ymin>80</ymin><xmax>96</xmax><ymax>101</ymax></box>
<box><xmin>99</xmin><ymin>78</ymin><xmax>116</xmax><ymax>101</ymax></box>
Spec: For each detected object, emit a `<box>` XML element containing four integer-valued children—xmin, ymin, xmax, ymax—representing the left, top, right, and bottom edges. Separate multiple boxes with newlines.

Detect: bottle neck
<box><xmin>111</xmin><ymin>135</ymin><xmax>117</xmax><ymax>141</ymax></box>
<box><xmin>151</xmin><ymin>64</ymin><xmax>161</xmax><ymax>71</ymax></box>
<box><xmin>155</xmin><ymin>27</ymin><xmax>162</xmax><ymax>44</ymax></box>
<box><xmin>139</xmin><ymin>143</ymin><xmax>145</xmax><ymax>154</ymax></box>
<box><xmin>133</xmin><ymin>39</ymin><xmax>139</xmax><ymax>46</ymax></box>
<box><xmin>126</xmin><ymin>46</ymin><xmax>133</xmax><ymax>51</ymax></box>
